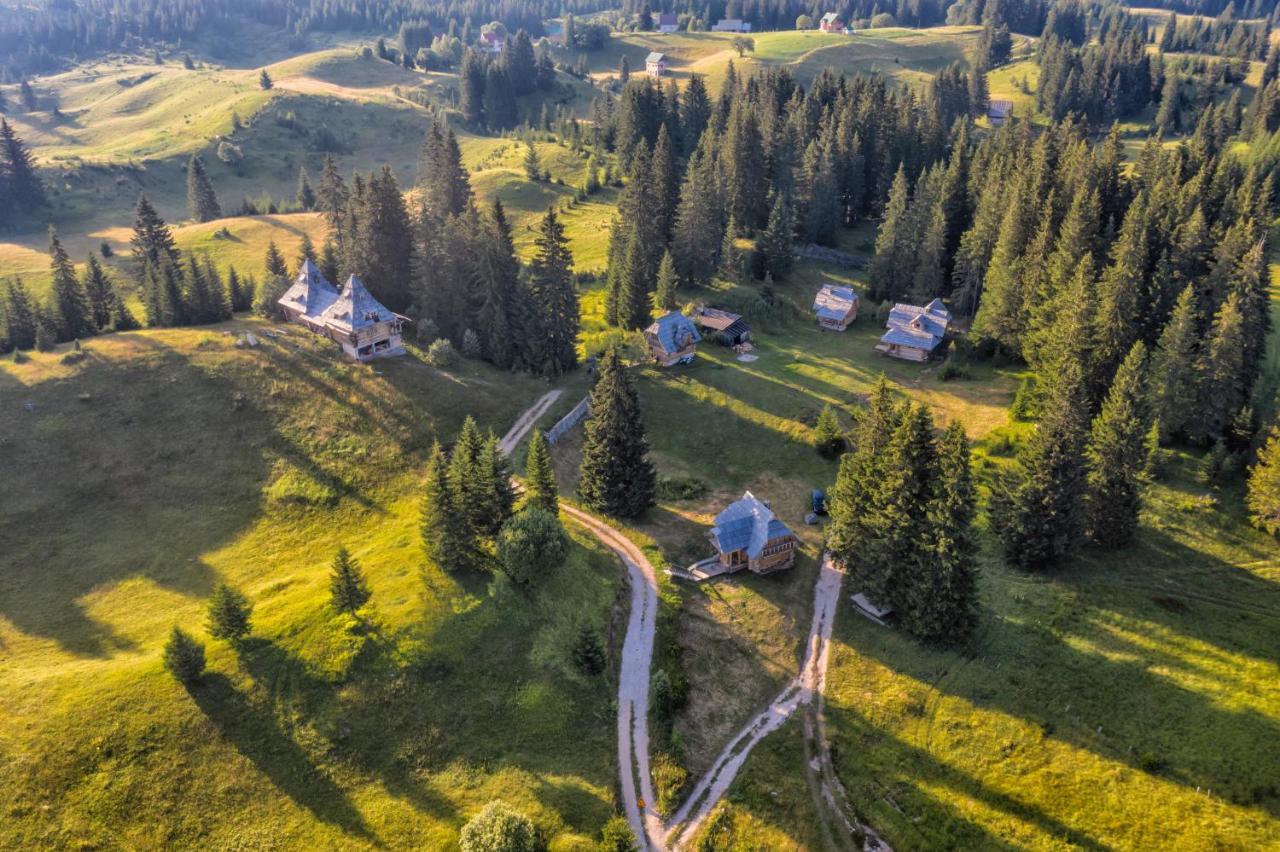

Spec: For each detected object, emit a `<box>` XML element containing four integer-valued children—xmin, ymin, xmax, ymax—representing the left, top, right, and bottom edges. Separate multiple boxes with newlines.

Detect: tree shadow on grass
<box><xmin>188</xmin><ymin>672</ymin><xmax>378</xmax><ymax>843</ymax></box>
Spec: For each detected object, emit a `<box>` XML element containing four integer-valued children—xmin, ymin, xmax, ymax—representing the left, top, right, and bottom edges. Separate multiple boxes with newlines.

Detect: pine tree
<box><xmin>903</xmin><ymin>421</ymin><xmax>978</xmax><ymax>644</ymax></box>
<box><xmin>80</xmin><ymin>254</ymin><xmax>115</xmax><ymax>330</ymax></box>
<box><xmin>578</xmin><ymin>347</ymin><xmax>656</xmax><ymax>518</ymax></box>
<box><xmin>130</xmin><ymin>194</ymin><xmax>178</xmax><ymax>268</ymax></box>
<box><xmin>296</xmin><ymin>166</ymin><xmax>315</xmax><ymax>211</ymax></box>
<box><xmin>449</xmin><ymin>416</ymin><xmax>490</xmax><ymax>539</ymax></box>
<box><xmin>1149</xmin><ymin>286</ymin><xmax>1199</xmax><ymax>442</ymax></box>
<box><xmin>1191</xmin><ymin>291</ymin><xmax>1246</xmax><ymax>445</ymax></box>
<box><xmin>526</xmin><ymin>207</ymin><xmax>578</xmax><ymax>376</ymax></box>
<box><xmin>756</xmin><ymin>191</ymin><xmax>794</xmax><ymax>281</ymax></box>
<box><xmin>259</xmin><ymin>69</ymin><xmax>273</xmax><ymax>90</ymax></box>
<box><xmin>317</xmin><ymin>155</ymin><xmax>349</xmax><ymax>239</ymax></box>
<box><xmin>1247</xmin><ymin>424</ymin><xmax>1280</xmax><ymax>535</ymax></box>
<box><xmin>295</xmin><ymin>232</ymin><xmax>316</xmax><ymax>268</ymax></box>
<box><xmin>186</xmin><ymin>154</ymin><xmax>221</xmax><ymax>222</ymax></box>
<box><xmin>475</xmin><ymin>200</ymin><xmax>522</xmax><ymax>369</ymax></box>
<box><xmin>263</xmin><ymin>240</ymin><xmax>288</xmax><ymax>280</ymax></box>
<box><xmin>206</xmin><ymin>582</ymin><xmax>252</xmax><ymax>643</ymax></box>
<box><xmin>350</xmin><ymin>167</ymin><xmax>415</xmax><ymax>311</ymax></box>
<box><xmin>990</xmin><ymin>354</ymin><xmax>1091</xmax><ymax>571</ymax></box>
<box><xmin>480</xmin><ymin>430</ymin><xmax>517</xmax><ymax>535</ymax></box>
<box><xmin>225</xmin><ymin>266</ymin><xmax>250</xmax><ymax>312</ymax></box>
<box><xmin>524</xmin><ymin>428</ymin><xmax>558</xmax><ymax>513</ymax></box>
<box><xmin>571</xmin><ymin>623</ymin><xmax>607</xmax><ymax>675</ymax></box>
<box><xmin>3</xmin><ymin>277</ymin><xmax>38</xmax><ymax>350</ymax></box>
<box><xmin>47</xmin><ymin>227</ymin><xmax>94</xmax><ymax>341</ymax></box>
<box><xmin>0</xmin><ymin>118</ymin><xmax>46</xmax><ymax>219</ymax></box>
<box><xmin>162</xmin><ymin>626</ymin><xmax>205</xmax><ymax>684</ymax></box>
<box><xmin>329</xmin><ymin>546</ymin><xmax>371</xmax><ymax>615</ymax></box>
<box><xmin>319</xmin><ymin>241</ymin><xmax>340</xmax><ymax>287</ymax></box>
<box><xmin>672</xmin><ymin>139</ymin><xmax>723</xmax><ymax>288</ymax></box>
<box><xmin>813</xmin><ymin>404</ymin><xmax>845</xmax><ymax>458</ymax></box>
<box><xmin>718</xmin><ymin>214</ymin><xmax>743</xmax><ymax>284</ymax></box>
<box><xmin>1085</xmin><ymin>341</ymin><xmax>1152</xmax><ymax>548</ymax></box>
<box><xmin>460</xmin><ymin>49</ymin><xmax>487</xmax><ymax>126</ymax></box>
<box><xmin>654</xmin><ymin>249</ymin><xmax>678</xmax><ymax>311</ymax></box>
<box><xmin>523</xmin><ymin>143</ymin><xmax>542</xmax><ymax>181</ymax></box>
<box><xmin>421</xmin><ymin>442</ymin><xmax>475</xmax><ymax>573</ymax></box>
<box><xmin>868</xmin><ymin>166</ymin><xmax>911</xmax><ymax>303</ymax></box>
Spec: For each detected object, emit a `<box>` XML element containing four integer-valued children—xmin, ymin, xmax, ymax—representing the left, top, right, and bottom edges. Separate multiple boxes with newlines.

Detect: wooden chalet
<box><xmin>988</xmin><ymin>99</ymin><xmax>1014</xmax><ymax>126</ymax></box>
<box><xmin>279</xmin><ymin>261</ymin><xmax>408</xmax><ymax>361</ymax></box>
<box><xmin>876</xmin><ymin>298</ymin><xmax>951</xmax><ymax>362</ymax></box>
<box><xmin>819</xmin><ymin>12</ymin><xmax>845</xmax><ymax>31</ymax></box>
<box><xmin>707</xmin><ymin>492</ymin><xmax>798</xmax><ymax>574</ymax></box>
<box><xmin>645</xmin><ymin>51</ymin><xmax>668</xmax><ymax>77</ymax></box>
<box><xmin>644</xmin><ymin>311</ymin><xmax>701</xmax><ymax>366</ymax></box>
<box><xmin>694</xmin><ymin>307</ymin><xmax>751</xmax><ymax>346</ymax></box>
<box><xmin>657</xmin><ymin>12</ymin><xmax>679</xmax><ymax>32</ymax></box>
<box><xmin>711</xmin><ymin>18</ymin><xmax>751</xmax><ymax>31</ymax></box>
<box><xmin>813</xmin><ymin>284</ymin><xmax>859</xmax><ymax>331</ymax></box>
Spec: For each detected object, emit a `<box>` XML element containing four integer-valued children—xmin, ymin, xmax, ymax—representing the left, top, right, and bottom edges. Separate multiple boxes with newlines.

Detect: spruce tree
<box><xmin>672</xmin><ymin>138</ymin><xmax>723</xmax><ymax>288</ymax></box>
<box><xmin>80</xmin><ymin>254</ymin><xmax>115</xmax><ymax>330</ymax></box>
<box><xmin>475</xmin><ymin>200</ymin><xmax>522</xmax><ymax>369</ymax></box>
<box><xmin>47</xmin><ymin>227</ymin><xmax>94</xmax><ymax>341</ymax></box>
<box><xmin>317</xmin><ymin>155</ymin><xmax>350</xmax><ymax>237</ymax></box>
<box><xmin>263</xmin><ymin>240</ymin><xmax>288</xmax><ymax>280</ymax></box>
<box><xmin>718</xmin><ymin>214</ymin><xmax>743</xmax><ymax>284</ymax></box>
<box><xmin>1247</xmin><ymin>424</ymin><xmax>1280</xmax><ymax>535</ymax></box>
<box><xmin>130</xmin><ymin>194</ymin><xmax>178</xmax><ymax>268</ymax></box>
<box><xmin>350</xmin><ymin>167</ymin><xmax>415</xmax><ymax>311</ymax></box>
<box><xmin>3</xmin><ymin>277</ymin><xmax>38</xmax><ymax>350</ymax></box>
<box><xmin>295</xmin><ymin>232</ymin><xmax>316</xmax><ymax>268</ymax></box>
<box><xmin>0</xmin><ymin>118</ymin><xmax>46</xmax><ymax>218</ymax></box>
<box><xmin>1150</xmin><ymin>286</ymin><xmax>1199</xmax><ymax>442</ymax></box>
<box><xmin>186</xmin><ymin>154</ymin><xmax>221</xmax><ymax>222</ymax></box>
<box><xmin>813</xmin><ymin>404</ymin><xmax>845</xmax><ymax>458</ymax></box>
<box><xmin>421</xmin><ymin>442</ymin><xmax>475</xmax><ymax>573</ymax></box>
<box><xmin>1191</xmin><ymin>291</ymin><xmax>1247</xmax><ymax>446</ymax></box>
<box><xmin>259</xmin><ymin>69</ymin><xmax>273</xmax><ymax>90</ymax></box>
<box><xmin>756</xmin><ymin>191</ymin><xmax>794</xmax><ymax>281</ymax></box>
<box><xmin>449</xmin><ymin>416</ymin><xmax>489</xmax><ymax>539</ymax></box>
<box><xmin>903</xmin><ymin>421</ymin><xmax>978</xmax><ymax>644</ymax></box>
<box><xmin>480</xmin><ymin>430</ymin><xmax>517</xmax><ymax>535</ymax></box>
<box><xmin>162</xmin><ymin>626</ymin><xmax>205</xmax><ymax>684</ymax></box>
<box><xmin>296</xmin><ymin>166</ymin><xmax>315</xmax><ymax>211</ymax></box>
<box><xmin>329</xmin><ymin>546</ymin><xmax>371</xmax><ymax>615</ymax></box>
<box><xmin>1085</xmin><ymin>341</ymin><xmax>1152</xmax><ymax>548</ymax></box>
<box><xmin>654</xmin><ymin>249</ymin><xmax>678</xmax><ymax>312</ymax></box>
<box><xmin>206</xmin><ymin>582</ymin><xmax>252</xmax><ymax>644</ymax></box>
<box><xmin>578</xmin><ymin>347</ymin><xmax>656</xmax><ymax>518</ymax></box>
<box><xmin>571</xmin><ymin>623</ymin><xmax>607</xmax><ymax>675</ymax></box>
<box><xmin>526</xmin><ymin>207</ymin><xmax>578</xmax><ymax>376</ymax></box>
<box><xmin>524</xmin><ymin>428</ymin><xmax>558</xmax><ymax>513</ymax></box>
<box><xmin>523</xmin><ymin>143</ymin><xmax>542</xmax><ymax>181</ymax></box>
<box><xmin>868</xmin><ymin>165</ymin><xmax>911</xmax><ymax>303</ymax></box>
<box><xmin>990</xmin><ymin>354</ymin><xmax>1090</xmax><ymax>571</ymax></box>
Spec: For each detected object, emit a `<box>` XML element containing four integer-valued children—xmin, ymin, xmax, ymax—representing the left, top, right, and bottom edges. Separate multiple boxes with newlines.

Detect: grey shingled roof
<box><xmin>646</xmin><ymin>52</ymin><xmax>666</xmax><ymax>64</ymax></box>
<box><xmin>813</xmin><ymin>284</ymin><xmax>858</xmax><ymax>321</ymax></box>
<box><xmin>710</xmin><ymin>491</ymin><xmax>795</xmax><ymax>559</ymax></box>
<box><xmin>318</xmin><ymin>275</ymin><xmax>399</xmax><ymax>333</ymax></box>
<box><xmin>646</xmin><ymin>311</ymin><xmax>700</xmax><ymax>353</ymax></box>
<box><xmin>278</xmin><ymin>259</ymin><xmax>339</xmax><ymax>318</ymax></box>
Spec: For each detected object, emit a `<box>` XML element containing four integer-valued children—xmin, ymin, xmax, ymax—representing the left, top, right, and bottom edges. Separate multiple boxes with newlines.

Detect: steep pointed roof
<box><xmin>278</xmin><ymin>259</ymin><xmax>338</xmax><ymax>318</ymax></box>
<box><xmin>645</xmin><ymin>311</ymin><xmax>700</xmax><ymax>354</ymax></box>
<box><xmin>318</xmin><ymin>274</ymin><xmax>399</xmax><ymax>334</ymax></box>
<box><xmin>710</xmin><ymin>491</ymin><xmax>795</xmax><ymax>559</ymax></box>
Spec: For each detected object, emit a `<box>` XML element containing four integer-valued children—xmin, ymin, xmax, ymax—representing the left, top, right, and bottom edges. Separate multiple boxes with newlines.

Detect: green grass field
<box><xmin>0</xmin><ymin>324</ymin><xmax>626</xmax><ymax>848</ymax></box>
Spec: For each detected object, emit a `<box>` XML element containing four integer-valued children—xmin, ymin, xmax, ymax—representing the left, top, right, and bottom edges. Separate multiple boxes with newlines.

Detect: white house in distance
<box><xmin>711</xmin><ymin>18</ymin><xmax>751</xmax><ymax>32</ymax></box>
<box><xmin>876</xmin><ymin>298</ymin><xmax>952</xmax><ymax>361</ymax></box>
<box><xmin>480</xmin><ymin>29</ymin><xmax>506</xmax><ymax>53</ymax></box>
<box><xmin>645</xmin><ymin>51</ymin><xmax>668</xmax><ymax>76</ymax></box>
<box><xmin>279</xmin><ymin>260</ymin><xmax>408</xmax><ymax>361</ymax></box>
<box><xmin>657</xmin><ymin>12</ymin><xmax>679</xmax><ymax>32</ymax></box>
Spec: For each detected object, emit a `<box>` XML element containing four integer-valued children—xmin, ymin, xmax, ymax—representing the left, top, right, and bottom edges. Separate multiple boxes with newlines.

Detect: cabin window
<box><xmin>374</xmin><ymin>338</ymin><xmax>391</xmax><ymax>351</ymax></box>
<box><xmin>358</xmin><ymin>344</ymin><xmax>372</xmax><ymax>356</ymax></box>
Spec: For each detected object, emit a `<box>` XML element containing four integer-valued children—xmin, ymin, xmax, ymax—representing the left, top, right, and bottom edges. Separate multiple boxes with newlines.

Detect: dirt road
<box><xmin>497</xmin><ymin>389</ymin><xmax>562</xmax><ymax>456</ymax></box>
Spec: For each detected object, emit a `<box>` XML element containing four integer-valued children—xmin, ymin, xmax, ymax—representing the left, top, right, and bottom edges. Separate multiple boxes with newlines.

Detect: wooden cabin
<box><xmin>707</xmin><ymin>491</ymin><xmax>798</xmax><ymax>574</ymax></box>
<box><xmin>657</xmin><ymin>13</ymin><xmax>678</xmax><ymax>32</ymax></box>
<box><xmin>819</xmin><ymin>12</ymin><xmax>845</xmax><ymax>31</ymax></box>
<box><xmin>645</xmin><ymin>52</ymin><xmax>668</xmax><ymax>76</ymax></box>
<box><xmin>876</xmin><ymin>298</ymin><xmax>951</xmax><ymax>362</ymax></box>
<box><xmin>988</xmin><ymin>99</ymin><xmax>1014</xmax><ymax>126</ymax></box>
<box><xmin>694</xmin><ymin>307</ymin><xmax>751</xmax><ymax>346</ymax></box>
<box><xmin>644</xmin><ymin>311</ymin><xmax>701</xmax><ymax>366</ymax></box>
<box><xmin>279</xmin><ymin>262</ymin><xmax>408</xmax><ymax>361</ymax></box>
<box><xmin>813</xmin><ymin>284</ymin><xmax>859</xmax><ymax>331</ymax></box>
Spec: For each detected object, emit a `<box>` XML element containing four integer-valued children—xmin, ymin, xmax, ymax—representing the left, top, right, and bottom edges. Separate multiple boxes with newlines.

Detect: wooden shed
<box><xmin>694</xmin><ymin>307</ymin><xmax>751</xmax><ymax>346</ymax></box>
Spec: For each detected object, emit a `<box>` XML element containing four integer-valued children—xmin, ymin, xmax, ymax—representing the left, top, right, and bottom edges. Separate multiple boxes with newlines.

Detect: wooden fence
<box><xmin>545</xmin><ymin>396</ymin><xmax>590</xmax><ymax>444</ymax></box>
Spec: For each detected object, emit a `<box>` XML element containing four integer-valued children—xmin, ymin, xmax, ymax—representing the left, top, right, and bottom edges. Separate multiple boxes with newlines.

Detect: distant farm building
<box><xmin>711</xmin><ymin>18</ymin><xmax>751</xmax><ymax>32</ymax></box>
<box><xmin>279</xmin><ymin>260</ymin><xmax>408</xmax><ymax>361</ymax></box>
<box><xmin>480</xmin><ymin>30</ymin><xmax>506</xmax><ymax>53</ymax></box>
<box><xmin>707</xmin><ymin>492</ymin><xmax>798</xmax><ymax>574</ymax></box>
<box><xmin>646</xmin><ymin>51</ymin><xmax>668</xmax><ymax>76</ymax></box>
<box><xmin>813</xmin><ymin>284</ymin><xmax>859</xmax><ymax>331</ymax></box>
<box><xmin>693</xmin><ymin>307</ymin><xmax>751</xmax><ymax>346</ymax></box>
<box><xmin>819</xmin><ymin>12</ymin><xmax>845</xmax><ymax>32</ymax></box>
<box><xmin>657</xmin><ymin>12</ymin><xmax>679</xmax><ymax>32</ymax></box>
<box><xmin>876</xmin><ymin>298</ymin><xmax>951</xmax><ymax>362</ymax></box>
<box><xmin>645</xmin><ymin>311</ymin><xmax>701</xmax><ymax>365</ymax></box>
<box><xmin>988</xmin><ymin>99</ymin><xmax>1014</xmax><ymax>126</ymax></box>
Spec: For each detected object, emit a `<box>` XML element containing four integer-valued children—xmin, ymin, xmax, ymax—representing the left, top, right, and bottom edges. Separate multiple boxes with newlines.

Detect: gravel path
<box><xmin>497</xmin><ymin>389</ymin><xmax>562</xmax><ymax>456</ymax></box>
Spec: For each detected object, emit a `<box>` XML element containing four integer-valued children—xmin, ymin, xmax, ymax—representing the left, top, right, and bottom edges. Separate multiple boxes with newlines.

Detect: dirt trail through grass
<box><xmin>498</xmin><ymin>389</ymin><xmax>563</xmax><ymax>455</ymax></box>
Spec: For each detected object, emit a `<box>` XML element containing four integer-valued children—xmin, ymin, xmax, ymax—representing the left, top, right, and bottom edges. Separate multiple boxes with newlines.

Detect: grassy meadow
<box><xmin>0</xmin><ymin>324</ymin><xmax>626</xmax><ymax>848</ymax></box>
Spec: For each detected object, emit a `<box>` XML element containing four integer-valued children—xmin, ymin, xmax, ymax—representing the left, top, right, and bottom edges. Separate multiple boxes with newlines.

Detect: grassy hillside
<box><xmin>0</xmin><ymin>323</ymin><xmax>620</xmax><ymax>848</ymax></box>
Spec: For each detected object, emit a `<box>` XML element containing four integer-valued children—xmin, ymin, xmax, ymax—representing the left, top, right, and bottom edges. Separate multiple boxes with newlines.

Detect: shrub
<box><xmin>813</xmin><ymin>404</ymin><xmax>846</xmax><ymax>458</ymax></box>
<box><xmin>655</xmin><ymin>476</ymin><xmax>708</xmax><ymax>501</ymax></box>
<box><xmin>870</xmin><ymin>12</ymin><xmax>897</xmax><ymax>27</ymax></box>
<box><xmin>937</xmin><ymin>356</ymin><xmax>970</xmax><ymax>381</ymax></box>
<box><xmin>571</xmin><ymin>623</ymin><xmax>607</xmax><ymax>676</ymax></box>
<box><xmin>461</xmin><ymin>328</ymin><xmax>482</xmax><ymax>358</ymax></box>
<box><xmin>99</xmin><ymin>240</ymin><xmax>113</xmax><ymax>258</ymax></box>
<box><xmin>496</xmin><ymin>507</ymin><xmax>568</xmax><ymax>586</ymax></box>
<box><xmin>163</xmin><ymin>626</ymin><xmax>206</xmax><ymax>684</ymax></box>
<box><xmin>651</xmin><ymin>751</ymin><xmax>688</xmax><ymax>816</ymax></box>
<box><xmin>796</xmin><ymin>13</ymin><xmax>814</xmax><ymax>29</ymax></box>
<box><xmin>415</xmin><ymin>318</ymin><xmax>440</xmax><ymax>346</ymax></box>
<box><xmin>253</xmin><ymin>275</ymin><xmax>290</xmax><ymax>320</ymax></box>
<box><xmin>425</xmin><ymin>338</ymin><xmax>459</xmax><ymax>368</ymax></box>
<box><xmin>598</xmin><ymin>815</ymin><xmax>636</xmax><ymax>851</ymax></box>
<box><xmin>1009</xmin><ymin>376</ymin><xmax>1039</xmax><ymax>421</ymax></box>
<box><xmin>459</xmin><ymin>801</ymin><xmax>541</xmax><ymax>852</ymax></box>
